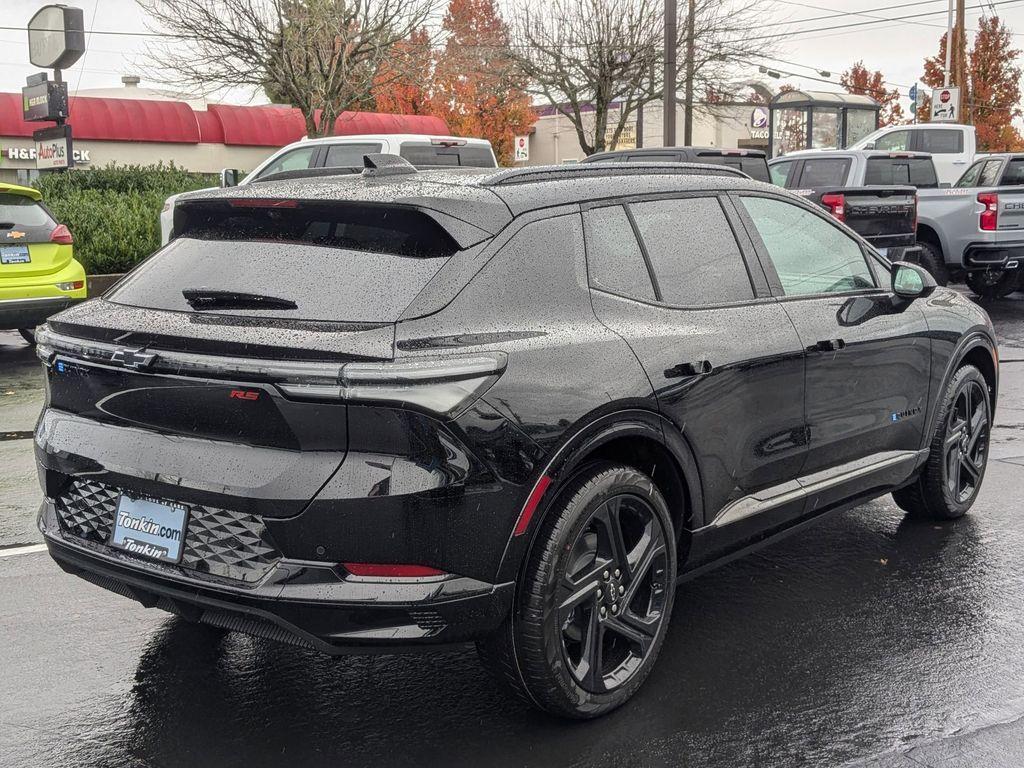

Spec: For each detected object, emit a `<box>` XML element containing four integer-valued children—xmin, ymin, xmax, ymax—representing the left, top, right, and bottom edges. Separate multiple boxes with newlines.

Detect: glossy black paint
<box><xmin>34</xmin><ymin>167</ymin><xmax>999</xmax><ymax>652</ymax></box>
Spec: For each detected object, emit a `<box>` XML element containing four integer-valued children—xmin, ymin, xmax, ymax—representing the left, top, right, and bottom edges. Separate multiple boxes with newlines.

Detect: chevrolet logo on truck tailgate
<box><xmin>111</xmin><ymin>348</ymin><xmax>157</xmax><ymax>370</ymax></box>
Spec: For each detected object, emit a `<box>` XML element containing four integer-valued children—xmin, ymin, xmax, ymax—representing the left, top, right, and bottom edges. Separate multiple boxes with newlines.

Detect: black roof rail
<box><xmin>480</xmin><ymin>162</ymin><xmax>750</xmax><ymax>186</ymax></box>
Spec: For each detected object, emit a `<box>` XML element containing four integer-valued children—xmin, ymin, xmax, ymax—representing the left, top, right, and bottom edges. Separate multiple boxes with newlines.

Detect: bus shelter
<box><xmin>768</xmin><ymin>90</ymin><xmax>880</xmax><ymax>157</ymax></box>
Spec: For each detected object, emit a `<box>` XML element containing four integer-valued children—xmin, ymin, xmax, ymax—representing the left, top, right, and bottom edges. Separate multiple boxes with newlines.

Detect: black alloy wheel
<box><xmin>942</xmin><ymin>378</ymin><xmax>990</xmax><ymax>505</ymax></box>
<box><xmin>894</xmin><ymin>364</ymin><xmax>991</xmax><ymax>520</ymax></box>
<box><xmin>558</xmin><ymin>493</ymin><xmax>670</xmax><ymax>694</ymax></box>
<box><xmin>477</xmin><ymin>463</ymin><xmax>677</xmax><ymax>718</ymax></box>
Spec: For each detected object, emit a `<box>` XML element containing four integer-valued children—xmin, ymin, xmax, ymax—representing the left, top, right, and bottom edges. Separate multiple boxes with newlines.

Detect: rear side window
<box><xmin>0</xmin><ymin>193</ymin><xmax>52</xmax><ymax>228</ymax></box>
<box><xmin>798</xmin><ymin>158</ymin><xmax>851</xmax><ymax>187</ymax></box>
<box><xmin>629</xmin><ymin>196</ymin><xmax>754</xmax><ymax>306</ymax></box>
<box><xmin>1002</xmin><ymin>159</ymin><xmax>1024</xmax><ymax>185</ymax></box>
<box><xmin>865</xmin><ymin>157</ymin><xmax>938</xmax><ymax>188</ymax></box>
<box><xmin>769</xmin><ymin>161</ymin><xmax>795</xmax><ymax>187</ymax></box>
<box><xmin>323</xmin><ymin>143</ymin><xmax>383</xmax><ymax>168</ymax></box>
<box><xmin>584</xmin><ymin>205</ymin><xmax>655</xmax><ymax>301</ymax></box>
<box><xmin>979</xmin><ymin>160</ymin><xmax>1003</xmax><ymax>187</ymax></box>
<box><xmin>399</xmin><ymin>143</ymin><xmax>495</xmax><ymax>168</ymax></box>
<box><xmin>111</xmin><ymin>202</ymin><xmax>461</xmax><ymax>322</ymax></box>
<box><xmin>917</xmin><ymin>130</ymin><xmax>963</xmax><ymax>154</ymax></box>
<box><xmin>700</xmin><ymin>155</ymin><xmax>771</xmax><ymax>183</ymax></box>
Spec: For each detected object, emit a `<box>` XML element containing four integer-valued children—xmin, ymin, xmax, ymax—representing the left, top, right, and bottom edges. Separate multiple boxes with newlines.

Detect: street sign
<box><xmin>21</xmin><ymin>79</ymin><xmax>68</xmax><ymax>122</ymax></box>
<box><xmin>908</xmin><ymin>84</ymin><xmax>918</xmax><ymax>104</ymax></box>
<box><xmin>33</xmin><ymin>124</ymin><xmax>74</xmax><ymax>170</ymax></box>
<box><xmin>27</xmin><ymin>5</ymin><xmax>86</xmax><ymax>70</ymax></box>
<box><xmin>514</xmin><ymin>135</ymin><xmax>529</xmax><ymax>163</ymax></box>
<box><xmin>930</xmin><ymin>87</ymin><xmax>960</xmax><ymax>123</ymax></box>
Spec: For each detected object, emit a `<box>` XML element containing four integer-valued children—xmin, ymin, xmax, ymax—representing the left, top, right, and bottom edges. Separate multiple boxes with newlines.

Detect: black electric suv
<box><xmin>34</xmin><ymin>157</ymin><xmax>998</xmax><ymax>719</ymax></box>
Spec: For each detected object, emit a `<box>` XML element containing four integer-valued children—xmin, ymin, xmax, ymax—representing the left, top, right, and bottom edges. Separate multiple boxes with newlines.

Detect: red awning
<box><xmin>0</xmin><ymin>92</ymin><xmax>451</xmax><ymax>148</ymax></box>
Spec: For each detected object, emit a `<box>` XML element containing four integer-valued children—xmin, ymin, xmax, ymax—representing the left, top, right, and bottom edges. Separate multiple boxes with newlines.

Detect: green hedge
<box><xmin>33</xmin><ymin>163</ymin><xmax>217</xmax><ymax>274</ymax></box>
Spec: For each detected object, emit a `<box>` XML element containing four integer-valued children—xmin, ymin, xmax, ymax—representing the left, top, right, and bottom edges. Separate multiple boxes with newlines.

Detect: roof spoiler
<box><xmin>362</xmin><ymin>153</ymin><xmax>417</xmax><ymax>178</ymax></box>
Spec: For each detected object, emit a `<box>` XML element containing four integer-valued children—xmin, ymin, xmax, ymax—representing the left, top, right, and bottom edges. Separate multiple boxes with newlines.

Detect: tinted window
<box><xmin>715</xmin><ymin>156</ymin><xmax>771</xmax><ymax>183</ymax></box>
<box><xmin>917</xmin><ymin>129</ymin><xmax>963</xmax><ymax>154</ymax></box>
<box><xmin>0</xmin><ymin>193</ymin><xmax>52</xmax><ymax>227</ymax></box>
<box><xmin>324</xmin><ymin>142</ymin><xmax>383</xmax><ymax>168</ymax></box>
<box><xmin>740</xmin><ymin>196</ymin><xmax>875</xmax><ymax>296</ymax></box>
<box><xmin>399</xmin><ymin>143</ymin><xmax>495</xmax><ymax>167</ymax></box>
<box><xmin>874</xmin><ymin>131</ymin><xmax>910</xmax><ymax>151</ymax></box>
<box><xmin>955</xmin><ymin>160</ymin><xmax>985</xmax><ymax>188</ymax></box>
<box><xmin>798</xmin><ymin>158</ymin><xmax>851</xmax><ymax>187</ymax></box>
<box><xmin>624</xmin><ymin>153</ymin><xmax>681</xmax><ymax>163</ymax></box>
<box><xmin>630</xmin><ymin>197</ymin><xmax>754</xmax><ymax>305</ymax></box>
<box><xmin>865</xmin><ymin>157</ymin><xmax>938</xmax><ymax>188</ymax></box>
<box><xmin>255</xmin><ymin>147</ymin><xmax>317</xmax><ymax>178</ymax></box>
<box><xmin>979</xmin><ymin>160</ymin><xmax>1003</xmax><ymax>187</ymax></box>
<box><xmin>1002</xmin><ymin>159</ymin><xmax>1024</xmax><ymax>185</ymax></box>
<box><xmin>769</xmin><ymin>161</ymin><xmax>795</xmax><ymax>187</ymax></box>
<box><xmin>584</xmin><ymin>205</ymin><xmax>655</xmax><ymax>301</ymax></box>
<box><xmin>113</xmin><ymin>202</ymin><xmax>460</xmax><ymax>322</ymax></box>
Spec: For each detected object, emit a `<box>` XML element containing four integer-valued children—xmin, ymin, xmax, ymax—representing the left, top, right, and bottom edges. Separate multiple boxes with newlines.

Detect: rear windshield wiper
<box><xmin>182</xmin><ymin>289</ymin><xmax>298</xmax><ymax>310</ymax></box>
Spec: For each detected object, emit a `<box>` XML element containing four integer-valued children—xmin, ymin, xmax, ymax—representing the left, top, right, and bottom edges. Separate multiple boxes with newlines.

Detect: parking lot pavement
<box><xmin>0</xmin><ymin>293</ymin><xmax>1022</xmax><ymax>768</ymax></box>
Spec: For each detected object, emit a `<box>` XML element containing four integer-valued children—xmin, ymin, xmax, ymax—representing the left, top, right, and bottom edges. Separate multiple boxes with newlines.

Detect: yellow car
<box><xmin>0</xmin><ymin>182</ymin><xmax>86</xmax><ymax>343</ymax></box>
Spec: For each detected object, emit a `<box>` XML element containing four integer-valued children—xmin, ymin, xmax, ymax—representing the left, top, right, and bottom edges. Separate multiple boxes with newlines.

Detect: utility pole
<box><xmin>664</xmin><ymin>0</ymin><xmax>677</xmax><ymax>146</ymax></box>
<box><xmin>683</xmin><ymin>0</ymin><xmax>695</xmax><ymax>145</ymax></box>
<box><xmin>954</xmin><ymin>0</ymin><xmax>968</xmax><ymax>122</ymax></box>
<box><xmin>944</xmin><ymin>0</ymin><xmax>953</xmax><ymax>87</ymax></box>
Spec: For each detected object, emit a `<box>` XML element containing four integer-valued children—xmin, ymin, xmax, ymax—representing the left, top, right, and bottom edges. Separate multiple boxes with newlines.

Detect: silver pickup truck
<box><xmin>916</xmin><ymin>153</ymin><xmax>1024</xmax><ymax>298</ymax></box>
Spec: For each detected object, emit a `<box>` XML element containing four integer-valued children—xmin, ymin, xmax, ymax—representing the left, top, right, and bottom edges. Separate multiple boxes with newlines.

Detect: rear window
<box><xmin>0</xmin><ymin>193</ymin><xmax>53</xmax><ymax>228</ymax></box>
<box><xmin>399</xmin><ymin>143</ymin><xmax>495</xmax><ymax>168</ymax></box>
<box><xmin>865</xmin><ymin>157</ymin><xmax>938</xmax><ymax>188</ymax></box>
<box><xmin>1002</xmin><ymin>159</ymin><xmax>1024</xmax><ymax>185</ymax></box>
<box><xmin>693</xmin><ymin>153</ymin><xmax>771</xmax><ymax>183</ymax></box>
<box><xmin>798</xmin><ymin>158</ymin><xmax>851</xmax><ymax>187</ymax></box>
<box><xmin>110</xmin><ymin>201</ymin><xmax>461</xmax><ymax>322</ymax></box>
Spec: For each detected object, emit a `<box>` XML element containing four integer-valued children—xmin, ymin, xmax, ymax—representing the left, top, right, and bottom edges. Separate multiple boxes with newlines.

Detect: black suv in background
<box><xmin>581</xmin><ymin>145</ymin><xmax>772</xmax><ymax>183</ymax></box>
<box><xmin>35</xmin><ymin>158</ymin><xmax>998</xmax><ymax>718</ymax></box>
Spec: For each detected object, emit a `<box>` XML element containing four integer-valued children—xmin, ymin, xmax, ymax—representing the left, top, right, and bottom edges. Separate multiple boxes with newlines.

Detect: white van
<box><xmin>848</xmin><ymin>123</ymin><xmax>976</xmax><ymax>186</ymax></box>
<box><xmin>160</xmin><ymin>134</ymin><xmax>497</xmax><ymax>244</ymax></box>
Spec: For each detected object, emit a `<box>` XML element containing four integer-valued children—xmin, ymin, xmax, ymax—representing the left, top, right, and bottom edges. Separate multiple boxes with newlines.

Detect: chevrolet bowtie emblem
<box><xmin>111</xmin><ymin>347</ymin><xmax>157</xmax><ymax>370</ymax></box>
<box><xmin>6</xmin><ymin>231</ymin><xmax>26</xmax><ymax>239</ymax></box>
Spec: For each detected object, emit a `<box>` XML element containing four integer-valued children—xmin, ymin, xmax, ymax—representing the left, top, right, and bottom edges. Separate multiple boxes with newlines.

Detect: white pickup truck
<box><xmin>916</xmin><ymin>153</ymin><xmax>1024</xmax><ymax>298</ymax></box>
<box><xmin>848</xmin><ymin>123</ymin><xmax>976</xmax><ymax>186</ymax></box>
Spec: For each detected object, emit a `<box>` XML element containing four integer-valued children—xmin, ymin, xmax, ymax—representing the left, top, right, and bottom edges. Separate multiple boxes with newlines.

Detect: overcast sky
<box><xmin>3</xmin><ymin>0</ymin><xmax>1024</xmax><ymax>107</ymax></box>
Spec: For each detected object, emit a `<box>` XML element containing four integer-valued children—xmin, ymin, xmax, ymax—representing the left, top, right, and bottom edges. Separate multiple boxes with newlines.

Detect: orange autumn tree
<box><xmin>841</xmin><ymin>61</ymin><xmax>905</xmax><ymax>126</ymax></box>
<box><xmin>432</xmin><ymin>0</ymin><xmax>535</xmax><ymax>164</ymax></box>
<box><xmin>373</xmin><ymin>28</ymin><xmax>435</xmax><ymax>115</ymax></box>
<box><xmin>921</xmin><ymin>17</ymin><xmax>1024</xmax><ymax>151</ymax></box>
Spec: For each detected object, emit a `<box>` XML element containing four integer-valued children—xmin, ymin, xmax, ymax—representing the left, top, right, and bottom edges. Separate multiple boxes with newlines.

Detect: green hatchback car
<box><xmin>0</xmin><ymin>182</ymin><xmax>86</xmax><ymax>342</ymax></box>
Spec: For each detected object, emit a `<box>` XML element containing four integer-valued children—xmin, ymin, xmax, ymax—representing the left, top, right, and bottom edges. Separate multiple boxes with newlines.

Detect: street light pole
<box><xmin>943</xmin><ymin>0</ymin><xmax>953</xmax><ymax>87</ymax></box>
<box><xmin>683</xmin><ymin>0</ymin><xmax>695</xmax><ymax>145</ymax></box>
<box><xmin>664</xmin><ymin>0</ymin><xmax>677</xmax><ymax>146</ymax></box>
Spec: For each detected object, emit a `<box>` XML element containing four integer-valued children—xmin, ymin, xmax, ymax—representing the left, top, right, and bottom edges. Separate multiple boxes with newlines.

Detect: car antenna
<box><xmin>362</xmin><ymin>153</ymin><xmax>418</xmax><ymax>178</ymax></box>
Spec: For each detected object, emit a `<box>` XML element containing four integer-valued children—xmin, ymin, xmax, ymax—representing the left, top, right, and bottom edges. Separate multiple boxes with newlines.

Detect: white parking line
<box><xmin>0</xmin><ymin>544</ymin><xmax>47</xmax><ymax>558</ymax></box>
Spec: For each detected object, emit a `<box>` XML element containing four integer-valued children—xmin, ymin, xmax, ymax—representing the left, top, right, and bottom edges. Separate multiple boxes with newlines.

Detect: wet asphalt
<box><xmin>1</xmin><ymin>294</ymin><xmax>1023</xmax><ymax>768</ymax></box>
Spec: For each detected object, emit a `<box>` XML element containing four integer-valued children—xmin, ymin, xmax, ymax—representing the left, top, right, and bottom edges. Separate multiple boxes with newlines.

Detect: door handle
<box><xmin>665</xmin><ymin>360</ymin><xmax>713</xmax><ymax>378</ymax></box>
<box><xmin>810</xmin><ymin>338</ymin><xmax>847</xmax><ymax>353</ymax></box>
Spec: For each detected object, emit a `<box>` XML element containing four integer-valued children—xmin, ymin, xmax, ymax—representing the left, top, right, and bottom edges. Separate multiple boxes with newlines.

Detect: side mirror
<box><xmin>219</xmin><ymin>168</ymin><xmax>240</xmax><ymax>188</ymax></box>
<box><xmin>939</xmin><ymin>182</ymin><xmax>952</xmax><ymax>189</ymax></box>
<box><xmin>892</xmin><ymin>261</ymin><xmax>937</xmax><ymax>299</ymax></box>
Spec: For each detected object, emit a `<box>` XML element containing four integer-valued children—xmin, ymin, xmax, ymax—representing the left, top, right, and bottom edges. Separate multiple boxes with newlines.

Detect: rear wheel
<box><xmin>893</xmin><ymin>365</ymin><xmax>991</xmax><ymax>520</ymax></box>
<box><xmin>966</xmin><ymin>269</ymin><xmax>1019</xmax><ymax>300</ymax></box>
<box><xmin>478</xmin><ymin>463</ymin><xmax>677</xmax><ymax>718</ymax></box>
<box><xmin>915</xmin><ymin>241</ymin><xmax>949</xmax><ymax>286</ymax></box>
<box><xmin>17</xmin><ymin>328</ymin><xmax>35</xmax><ymax>345</ymax></box>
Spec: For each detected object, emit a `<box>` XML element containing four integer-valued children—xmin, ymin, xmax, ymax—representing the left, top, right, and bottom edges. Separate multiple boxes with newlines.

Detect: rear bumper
<box><xmin>963</xmin><ymin>243</ymin><xmax>1024</xmax><ymax>271</ymax></box>
<box><xmin>40</xmin><ymin>499</ymin><xmax>514</xmax><ymax>653</ymax></box>
<box><xmin>0</xmin><ymin>296</ymin><xmax>79</xmax><ymax>330</ymax></box>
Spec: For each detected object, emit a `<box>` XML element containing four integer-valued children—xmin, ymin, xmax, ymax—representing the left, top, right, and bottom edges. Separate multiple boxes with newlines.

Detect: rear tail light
<box><xmin>979</xmin><ymin>192</ymin><xmax>999</xmax><ymax>231</ymax></box>
<box><xmin>55</xmin><ymin>281</ymin><xmax>84</xmax><ymax>291</ymax></box>
<box><xmin>276</xmin><ymin>352</ymin><xmax>508</xmax><ymax>417</ymax></box>
<box><xmin>342</xmin><ymin>563</ymin><xmax>447</xmax><ymax>579</ymax></box>
<box><xmin>50</xmin><ymin>224</ymin><xmax>73</xmax><ymax>245</ymax></box>
<box><xmin>821</xmin><ymin>193</ymin><xmax>846</xmax><ymax>222</ymax></box>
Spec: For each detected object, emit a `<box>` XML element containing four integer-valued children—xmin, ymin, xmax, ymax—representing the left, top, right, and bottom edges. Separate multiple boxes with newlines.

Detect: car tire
<box><xmin>893</xmin><ymin>364</ymin><xmax>991</xmax><ymax>520</ymax></box>
<box><xmin>966</xmin><ymin>269</ymin><xmax>1019</xmax><ymax>300</ymax></box>
<box><xmin>915</xmin><ymin>241</ymin><xmax>950</xmax><ymax>286</ymax></box>
<box><xmin>18</xmin><ymin>328</ymin><xmax>36</xmax><ymax>345</ymax></box>
<box><xmin>477</xmin><ymin>462</ymin><xmax>677</xmax><ymax>719</ymax></box>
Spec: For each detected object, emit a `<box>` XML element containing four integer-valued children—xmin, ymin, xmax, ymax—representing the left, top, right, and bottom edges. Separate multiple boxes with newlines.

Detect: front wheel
<box><xmin>967</xmin><ymin>269</ymin><xmax>1019</xmax><ymax>300</ymax></box>
<box><xmin>478</xmin><ymin>463</ymin><xmax>677</xmax><ymax>718</ymax></box>
<box><xmin>893</xmin><ymin>364</ymin><xmax>991</xmax><ymax>520</ymax></box>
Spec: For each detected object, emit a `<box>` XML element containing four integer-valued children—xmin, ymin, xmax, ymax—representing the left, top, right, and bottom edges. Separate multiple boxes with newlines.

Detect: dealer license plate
<box><xmin>110</xmin><ymin>495</ymin><xmax>188</xmax><ymax>564</ymax></box>
<box><xmin>0</xmin><ymin>245</ymin><xmax>30</xmax><ymax>264</ymax></box>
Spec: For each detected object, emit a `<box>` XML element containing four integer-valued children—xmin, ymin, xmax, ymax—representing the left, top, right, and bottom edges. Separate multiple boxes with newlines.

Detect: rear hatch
<box><xmin>38</xmin><ymin>197</ymin><xmax>465</xmax><ymax>518</ymax></box>
<box><xmin>0</xmin><ymin>187</ymin><xmax>69</xmax><ymax>279</ymax></box>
